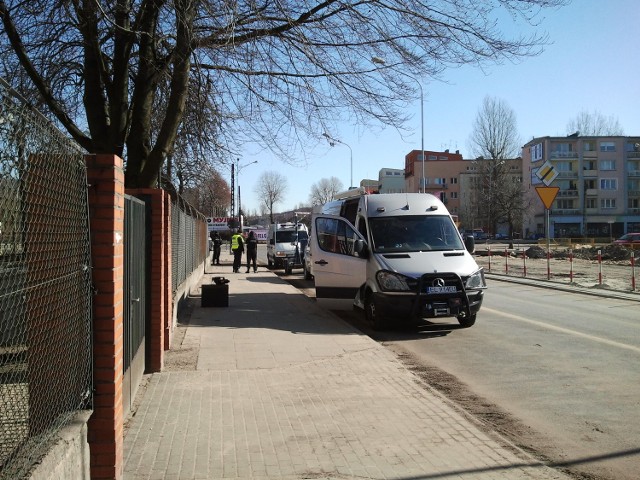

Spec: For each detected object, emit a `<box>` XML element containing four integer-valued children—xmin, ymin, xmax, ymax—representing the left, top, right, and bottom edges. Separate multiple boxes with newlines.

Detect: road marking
<box><xmin>483</xmin><ymin>307</ymin><xmax>640</xmax><ymax>354</ymax></box>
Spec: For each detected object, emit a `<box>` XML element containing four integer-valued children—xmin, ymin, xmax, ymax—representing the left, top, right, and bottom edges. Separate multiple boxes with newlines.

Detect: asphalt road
<box><xmin>260</xmin><ymin>245</ymin><xmax>640</xmax><ymax>480</ymax></box>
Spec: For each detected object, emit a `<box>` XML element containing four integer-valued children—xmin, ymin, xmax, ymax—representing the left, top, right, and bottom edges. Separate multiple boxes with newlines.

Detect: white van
<box><xmin>310</xmin><ymin>189</ymin><xmax>486</xmax><ymax>330</ymax></box>
<box><xmin>266</xmin><ymin>222</ymin><xmax>309</xmax><ymax>272</ymax></box>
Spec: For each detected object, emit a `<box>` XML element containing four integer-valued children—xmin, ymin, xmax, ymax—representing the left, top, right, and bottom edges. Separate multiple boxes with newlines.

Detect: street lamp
<box><xmin>322</xmin><ymin>132</ymin><xmax>353</xmax><ymax>188</ymax></box>
<box><xmin>371</xmin><ymin>57</ymin><xmax>425</xmax><ymax>193</ymax></box>
<box><xmin>235</xmin><ymin>158</ymin><xmax>258</xmax><ymax>219</ymax></box>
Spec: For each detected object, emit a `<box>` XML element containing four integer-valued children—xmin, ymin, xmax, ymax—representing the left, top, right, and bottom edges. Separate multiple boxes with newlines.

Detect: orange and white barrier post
<box><xmin>569</xmin><ymin>249</ymin><xmax>573</xmax><ymax>283</ymax></box>
<box><xmin>597</xmin><ymin>249</ymin><xmax>602</xmax><ymax>285</ymax></box>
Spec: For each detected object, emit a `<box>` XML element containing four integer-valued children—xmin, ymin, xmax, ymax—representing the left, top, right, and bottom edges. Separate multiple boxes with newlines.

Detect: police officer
<box><xmin>211</xmin><ymin>232</ymin><xmax>222</xmax><ymax>265</ymax></box>
<box><xmin>245</xmin><ymin>230</ymin><xmax>258</xmax><ymax>273</ymax></box>
<box><xmin>231</xmin><ymin>229</ymin><xmax>244</xmax><ymax>273</ymax></box>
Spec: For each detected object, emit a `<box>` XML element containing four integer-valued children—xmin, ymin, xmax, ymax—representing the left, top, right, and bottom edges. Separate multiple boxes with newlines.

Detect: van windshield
<box><xmin>368</xmin><ymin>215</ymin><xmax>464</xmax><ymax>253</ymax></box>
<box><xmin>275</xmin><ymin>230</ymin><xmax>308</xmax><ymax>243</ymax></box>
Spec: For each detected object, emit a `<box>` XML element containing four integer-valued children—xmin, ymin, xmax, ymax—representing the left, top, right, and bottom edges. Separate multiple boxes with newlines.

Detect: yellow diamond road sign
<box><xmin>535</xmin><ymin>161</ymin><xmax>559</xmax><ymax>186</ymax></box>
<box><xmin>535</xmin><ymin>186</ymin><xmax>560</xmax><ymax>209</ymax></box>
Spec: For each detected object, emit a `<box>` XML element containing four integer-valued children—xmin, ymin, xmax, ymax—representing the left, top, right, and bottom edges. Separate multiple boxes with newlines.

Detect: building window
<box><xmin>583</xmin><ymin>141</ymin><xmax>596</xmax><ymax>152</ymax></box>
<box><xmin>435</xmin><ymin>178</ymin><xmax>446</xmax><ymax>185</ymax></box>
<box><xmin>599</xmin><ymin>159</ymin><xmax>616</xmax><ymax>170</ymax></box>
<box><xmin>600</xmin><ymin>179</ymin><xmax>617</xmax><ymax>190</ymax></box>
<box><xmin>556</xmin><ymin>199</ymin><xmax>574</xmax><ymax>209</ymax></box>
<box><xmin>629</xmin><ymin>198</ymin><xmax>640</xmax><ymax>209</ymax></box>
<box><xmin>556</xmin><ymin>161</ymin><xmax>573</xmax><ymax>172</ymax></box>
<box><xmin>450</xmin><ymin>177</ymin><xmax>458</xmax><ymax>184</ymax></box>
<box><xmin>626</xmin><ymin>142</ymin><xmax>640</xmax><ymax>152</ymax></box>
<box><xmin>585</xmin><ymin>198</ymin><xmax>597</xmax><ymax>208</ymax></box>
<box><xmin>600</xmin><ymin>198</ymin><xmax>616</xmax><ymax>209</ymax></box>
<box><xmin>599</xmin><ymin>141</ymin><xmax>615</xmax><ymax>152</ymax></box>
<box><xmin>583</xmin><ymin>160</ymin><xmax>596</xmax><ymax>170</ymax></box>
<box><xmin>553</xmin><ymin>143</ymin><xmax>574</xmax><ymax>155</ymax></box>
<box><xmin>450</xmin><ymin>192</ymin><xmax>458</xmax><ymax>199</ymax></box>
<box><xmin>584</xmin><ymin>179</ymin><xmax>596</xmax><ymax>189</ymax></box>
<box><xmin>428</xmin><ymin>155</ymin><xmax>437</xmax><ymax>160</ymax></box>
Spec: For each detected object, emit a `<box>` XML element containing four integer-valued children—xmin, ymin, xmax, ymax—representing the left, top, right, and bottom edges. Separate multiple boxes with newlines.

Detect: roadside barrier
<box><xmin>481</xmin><ymin>247</ymin><xmax>637</xmax><ymax>293</ymax></box>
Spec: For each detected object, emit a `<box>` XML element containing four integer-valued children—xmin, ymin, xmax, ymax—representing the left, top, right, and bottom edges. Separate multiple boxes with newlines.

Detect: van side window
<box><xmin>315</xmin><ymin>217</ymin><xmax>359</xmax><ymax>256</ymax></box>
<box><xmin>357</xmin><ymin>218</ymin><xmax>368</xmax><ymax>243</ymax></box>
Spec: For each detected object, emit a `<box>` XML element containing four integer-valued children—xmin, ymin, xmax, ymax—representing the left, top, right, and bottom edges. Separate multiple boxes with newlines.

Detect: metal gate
<box><xmin>123</xmin><ymin>195</ymin><xmax>147</xmax><ymax>412</ymax></box>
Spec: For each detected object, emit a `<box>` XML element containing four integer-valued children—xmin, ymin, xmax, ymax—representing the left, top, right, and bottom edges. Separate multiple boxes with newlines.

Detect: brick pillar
<box><xmin>86</xmin><ymin>154</ymin><xmax>125</xmax><ymax>480</ymax></box>
<box><xmin>127</xmin><ymin>188</ymin><xmax>170</xmax><ymax>372</ymax></box>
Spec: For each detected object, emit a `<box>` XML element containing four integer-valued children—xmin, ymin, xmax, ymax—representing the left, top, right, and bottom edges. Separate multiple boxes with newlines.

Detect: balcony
<box><xmin>557</xmin><ymin>171</ymin><xmax>578</xmax><ymax>179</ymax></box>
<box><xmin>557</xmin><ymin>190</ymin><xmax>579</xmax><ymax>197</ymax></box>
<box><xmin>552</xmin><ymin>209</ymin><xmax>580</xmax><ymax>215</ymax></box>
<box><xmin>582</xmin><ymin>169</ymin><xmax>597</xmax><ymax>177</ymax></box>
<box><xmin>551</xmin><ymin>151</ymin><xmax>579</xmax><ymax>159</ymax></box>
<box><xmin>583</xmin><ymin>150</ymin><xmax>598</xmax><ymax>158</ymax></box>
<box><xmin>628</xmin><ymin>170</ymin><xmax>640</xmax><ymax>177</ymax></box>
<box><xmin>585</xmin><ymin>188</ymin><xmax>598</xmax><ymax>196</ymax></box>
<box><xmin>630</xmin><ymin>208</ymin><xmax>640</xmax><ymax>214</ymax></box>
<box><xmin>627</xmin><ymin>151</ymin><xmax>640</xmax><ymax>159</ymax></box>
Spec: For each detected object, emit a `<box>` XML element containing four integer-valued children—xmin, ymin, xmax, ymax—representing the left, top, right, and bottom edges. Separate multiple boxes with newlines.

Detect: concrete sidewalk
<box><xmin>123</xmin><ymin>250</ymin><xmax>569</xmax><ymax>480</ymax></box>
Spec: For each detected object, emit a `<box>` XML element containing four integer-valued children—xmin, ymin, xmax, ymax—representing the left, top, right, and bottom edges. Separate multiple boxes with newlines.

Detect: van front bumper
<box><xmin>372</xmin><ymin>272</ymin><xmax>485</xmax><ymax>321</ymax></box>
<box><xmin>373</xmin><ymin>289</ymin><xmax>484</xmax><ymax>321</ymax></box>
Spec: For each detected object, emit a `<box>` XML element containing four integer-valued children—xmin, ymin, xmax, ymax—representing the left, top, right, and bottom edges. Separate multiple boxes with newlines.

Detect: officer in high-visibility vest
<box><xmin>231</xmin><ymin>229</ymin><xmax>245</xmax><ymax>273</ymax></box>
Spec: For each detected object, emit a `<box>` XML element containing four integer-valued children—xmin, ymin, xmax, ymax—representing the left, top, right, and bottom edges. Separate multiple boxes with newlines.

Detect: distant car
<box><xmin>613</xmin><ymin>233</ymin><xmax>640</xmax><ymax>246</ymax></box>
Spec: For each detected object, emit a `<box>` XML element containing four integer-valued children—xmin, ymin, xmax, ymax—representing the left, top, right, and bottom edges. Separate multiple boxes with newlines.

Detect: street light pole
<box><xmin>235</xmin><ymin>158</ymin><xmax>258</xmax><ymax>223</ymax></box>
<box><xmin>371</xmin><ymin>57</ymin><xmax>425</xmax><ymax>193</ymax></box>
<box><xmin>323</xmin><ymin>133</ymin><xmax>353</xmax><ymax>188</ymax></box>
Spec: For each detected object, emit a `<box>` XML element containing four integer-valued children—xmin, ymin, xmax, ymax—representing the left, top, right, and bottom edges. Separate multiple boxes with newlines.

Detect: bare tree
<box><xmin>309</xmin><ymin>177</ymin><xmax>344</xmax><ymax>206</ymax></box>
<box><xmin>181</xmin><ymin>166</ymin><xmax>230</xmax><ymax>217</ymax></box>
<box><xmin>566</xmin><ymin>110</ymin><xmax>625</xmax><ymax>136</ymax></box>
<box><xmin>255</xmin><ymin>171</ymin><xmax>288</xmax><ymax>224</ymax></box>
<box><xmin>467</xmin><ymin>97</ymin><xmax>525</xmax><ymax>236</ymax></box>
<box><xmin>469</xmin><ymin>96</ymin><xmax>521</xmax><ymax>160</ymax></box>
<box><xmin>0</xmin><ymin>1</ymin><xmax>568</xmax><ymax>188</ymax></box>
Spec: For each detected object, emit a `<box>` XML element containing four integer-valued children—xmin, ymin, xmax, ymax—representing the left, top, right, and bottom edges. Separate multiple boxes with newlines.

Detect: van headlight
<box><xmin>376</xmin><ymin>270</ymin><xmax>412</xmax><ymax>292</ymax></box>
<box><xmin>465</xmin><ymin>269</ymin><xmax>487</xmax><ymax>290</ymax></box>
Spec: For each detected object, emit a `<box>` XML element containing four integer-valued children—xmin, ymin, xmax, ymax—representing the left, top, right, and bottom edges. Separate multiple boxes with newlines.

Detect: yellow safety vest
<box><xmin>231</xmin><ymin>234</ymin><xmax>242</xmax><ymax>250</ymax></box>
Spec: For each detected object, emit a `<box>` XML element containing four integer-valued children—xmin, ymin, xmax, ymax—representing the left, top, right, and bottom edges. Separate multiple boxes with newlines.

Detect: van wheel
<box><xmin>457</xmin><ymin>314</ymin><xmax>476</xmax><ymax>328</ymax></box>
<box><xmin>365</xmin><ymin>293</ymin><xmax>387</xmax><ymax>331</ymax></box>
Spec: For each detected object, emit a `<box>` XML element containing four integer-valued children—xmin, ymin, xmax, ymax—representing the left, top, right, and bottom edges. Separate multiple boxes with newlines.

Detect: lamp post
<box><xmin>371</xmin><ymin>57</ymin><xmax>425</xmax><ymax>193</ymax></box>
<box><xmin>235</xmin><ymin>158</ymin><xmax>258</xmax><ymax>219</ymax></box>
<box><xmin>322</xmin><ymin>132</ymin><xmax>353</xmax><ymax>188</ymax></box>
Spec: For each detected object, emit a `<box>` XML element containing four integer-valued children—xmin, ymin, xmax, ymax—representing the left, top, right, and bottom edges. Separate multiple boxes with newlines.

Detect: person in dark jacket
<box><xmin>245</xmin><ymin>230</ymin><xmax>258</xmax><ymax>273</ymax></box>
<box><xmin>211</xmin><ymin>232</ymin><xmax>222</xmax><ymax>265</ymax></box>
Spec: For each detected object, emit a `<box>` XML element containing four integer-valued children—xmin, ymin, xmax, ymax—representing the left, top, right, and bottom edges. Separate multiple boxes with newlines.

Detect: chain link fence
<box><xmin>162</xmin><ymin>177</ymin><xmax>208</xmax><ymax>294</ymax></box>
<box><xmin>0</xmin><ymin>78</ymin><xmax>92</xmax><ymax>479</ymax></box>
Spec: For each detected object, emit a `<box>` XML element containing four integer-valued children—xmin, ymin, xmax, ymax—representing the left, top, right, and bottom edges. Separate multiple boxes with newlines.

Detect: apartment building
<box><xmin>522</xmin><ymin>135</ymin><xmax>640</xmax><ymax>239</ymax></box>
<box><xmin>378</xmin><ymin>168</ymin><xmax>405</xmax><ymax>193</ymax></box>
<box><xmin>404</xmin><ymin>149</ymin><xmax>465</xmax><ymax>217</ymax></box>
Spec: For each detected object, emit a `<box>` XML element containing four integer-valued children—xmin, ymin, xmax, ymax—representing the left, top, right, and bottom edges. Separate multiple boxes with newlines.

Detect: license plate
<box><xmin>427</xmin><ymin>286</ymin><xmax>457</xmax><ymax>294</ymax></box>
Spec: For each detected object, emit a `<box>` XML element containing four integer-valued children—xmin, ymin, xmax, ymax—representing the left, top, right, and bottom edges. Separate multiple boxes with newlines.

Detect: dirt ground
<box><xmin>474</xmin><ymin>246</ymin><xmax>639</xmax><ymax>295</ymax></box>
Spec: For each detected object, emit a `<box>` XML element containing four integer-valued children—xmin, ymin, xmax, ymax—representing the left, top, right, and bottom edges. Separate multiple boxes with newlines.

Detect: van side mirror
<box><xmin>354</xmin><ymin>239</ymin><xmax>368</xmax><ymax>258</ymax></box>
<box><xmin>464</xmin><ymin>235</ymin><xmax>475</xmax><ymax>253</ymax></box>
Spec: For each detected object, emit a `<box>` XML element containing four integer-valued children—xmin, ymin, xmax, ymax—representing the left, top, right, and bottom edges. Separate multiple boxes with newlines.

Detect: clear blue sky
<box><xmin>236</xmin><ymin>0</ymin><xmax>640</xmax><ymax>216</ymax></box>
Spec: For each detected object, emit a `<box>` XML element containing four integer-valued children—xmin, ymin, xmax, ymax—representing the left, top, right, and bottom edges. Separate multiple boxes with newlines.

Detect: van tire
<box><xmin>303</xmin><ymin>264</ymin><xmax>312</xmax><ymax>280</ymax></box>
<box><xmin>457</xmin><ymin>314</ymin><xmax>476</xmax><ymax>328</ymax></box>
<box><xmin>365</xmin><ymin>292</ymin><xmax>388</xmax><ymax>331</ymax></box>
